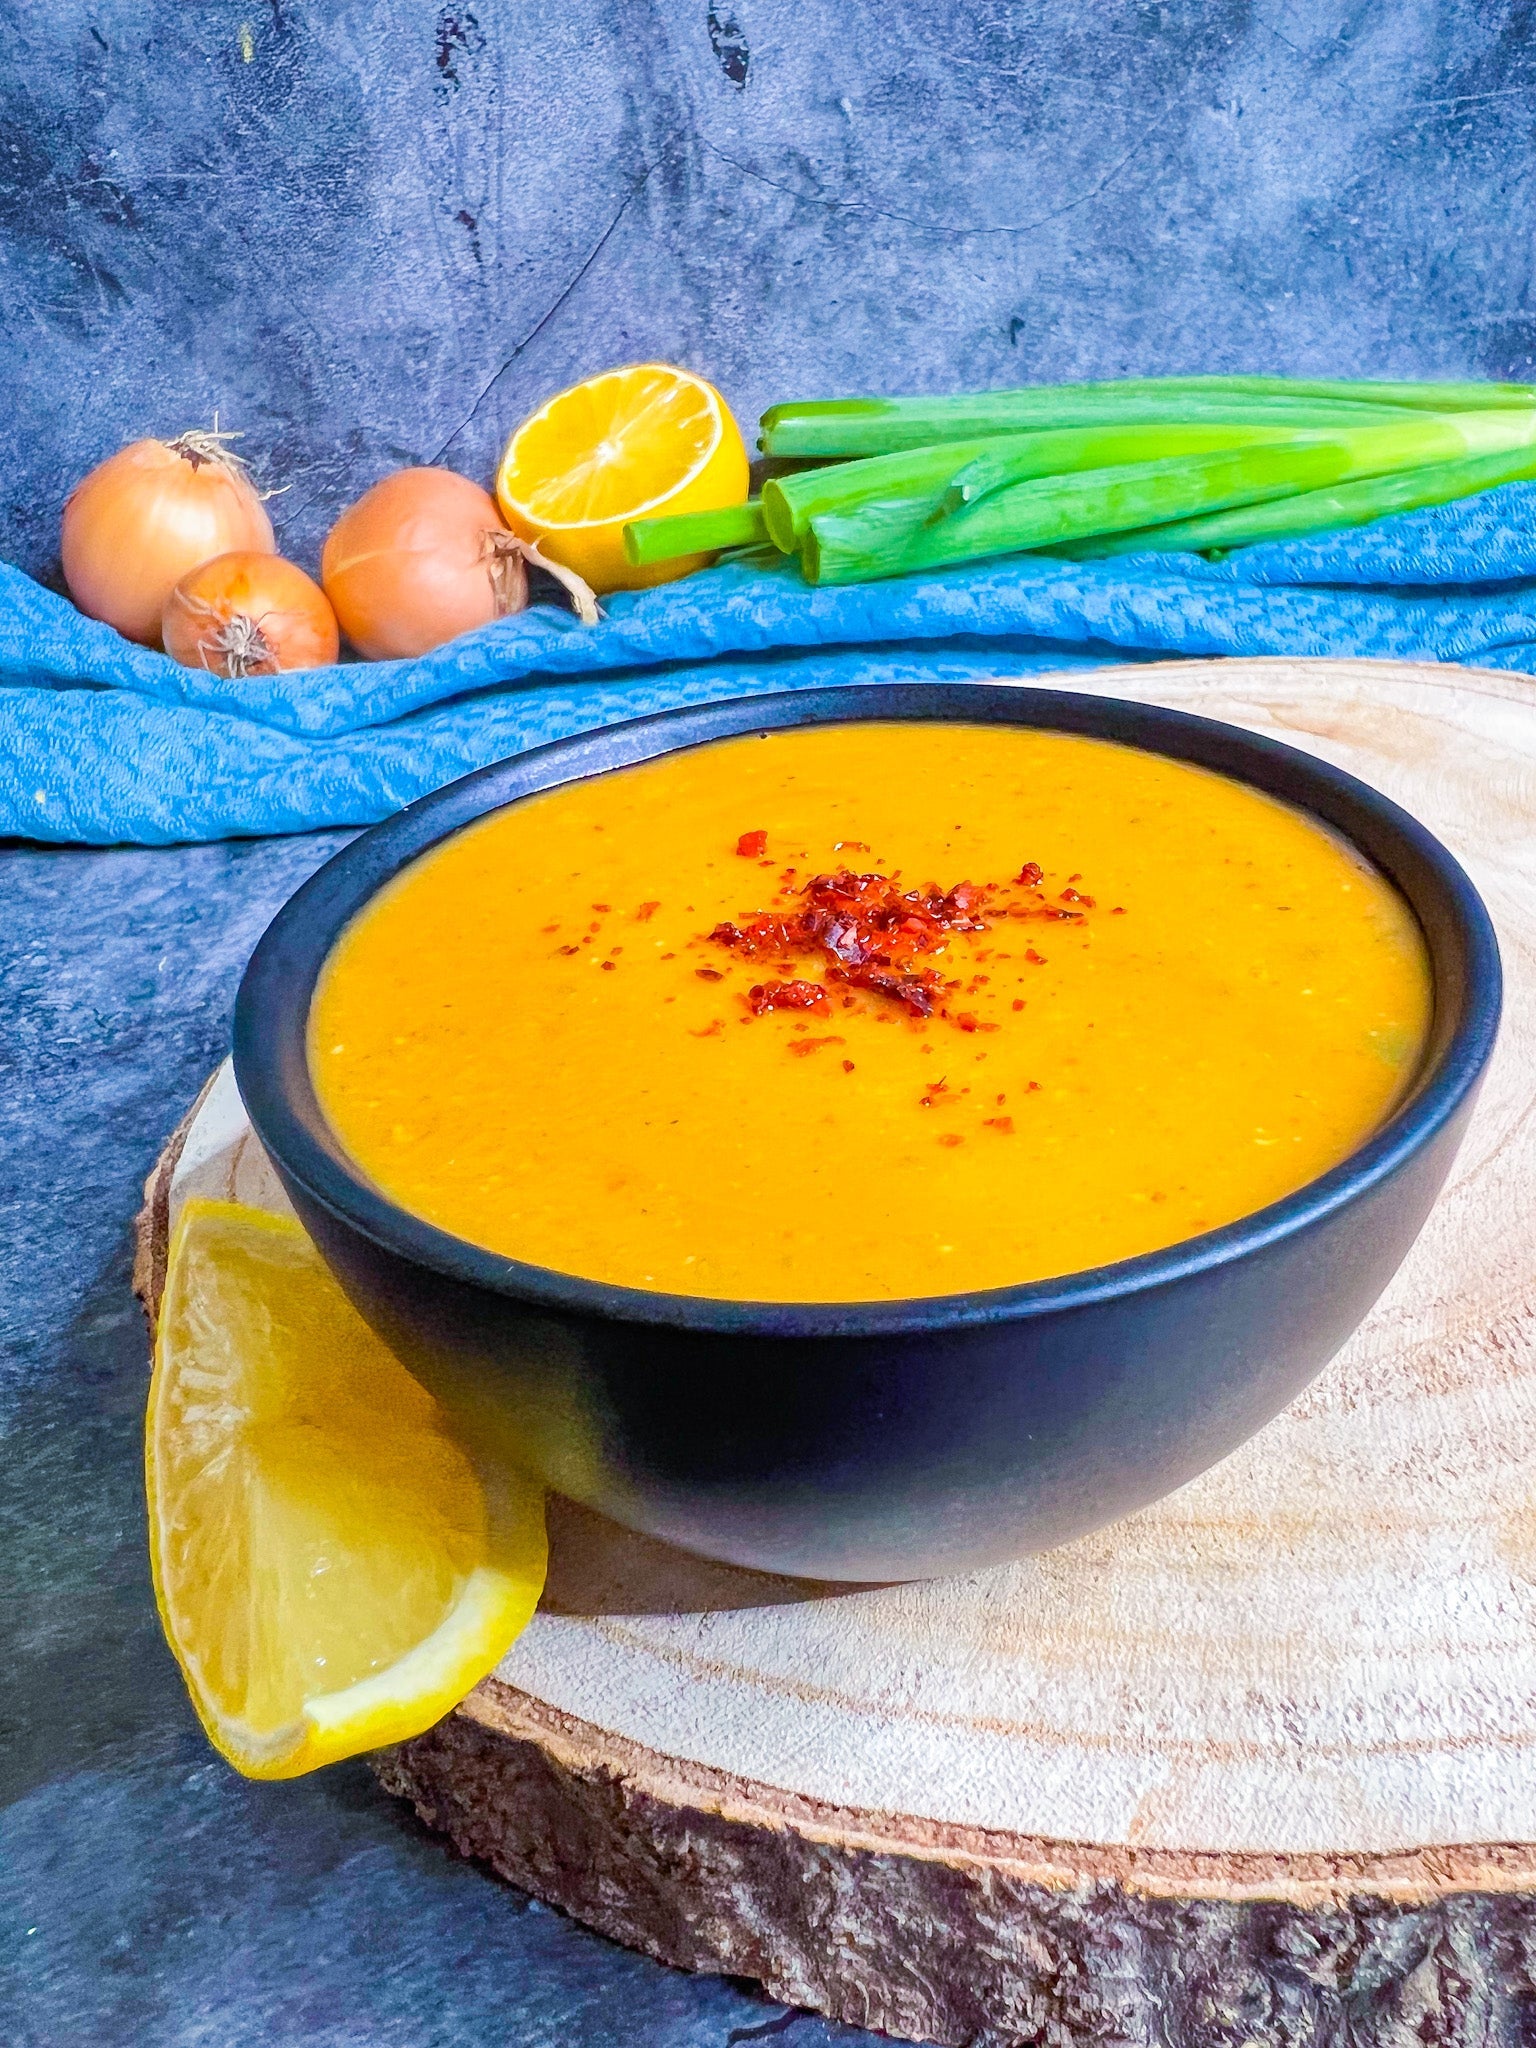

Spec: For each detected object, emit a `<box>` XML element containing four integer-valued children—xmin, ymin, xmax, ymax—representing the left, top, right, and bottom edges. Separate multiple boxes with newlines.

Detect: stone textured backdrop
<box><xmin>4</xmin><ymin>0</ymin><xmax>1535</xmax><ymax>584</ymax></box>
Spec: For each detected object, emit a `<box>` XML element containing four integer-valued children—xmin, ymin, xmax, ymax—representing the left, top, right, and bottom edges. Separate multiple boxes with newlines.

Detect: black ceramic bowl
<box><xmin>234</xmin><ymin>684</ymin><xmax>1501</xmax><ymax>1581</ymax></box>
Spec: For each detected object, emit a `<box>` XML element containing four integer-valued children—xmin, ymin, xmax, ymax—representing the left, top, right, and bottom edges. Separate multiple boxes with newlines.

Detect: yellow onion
<box><xmin>321</xmin><ymin>466</ymin><xmax>597</xmax><ymax>660</ymax></box>
<box><xmin>162</xmin><ymin>552</ymin><xmax>340</xmax><ymax>677</ymax></box>
<box><xmin>62</xmin><ymin>431</ymin><xmax>275</xmax><ymax>646</ymax></box>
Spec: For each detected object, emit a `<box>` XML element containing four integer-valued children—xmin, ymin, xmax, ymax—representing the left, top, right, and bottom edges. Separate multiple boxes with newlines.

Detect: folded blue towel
<box><xmin>6</xmin><ymin>481</ymin><xmax>1536</xmax><ymax>844</ymax></box>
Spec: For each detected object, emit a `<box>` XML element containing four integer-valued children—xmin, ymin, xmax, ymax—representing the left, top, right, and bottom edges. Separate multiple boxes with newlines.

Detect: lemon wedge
<box><xmin>146</xmin><ymin>1197</ymin><xmax>546</xmax><ymax>1779</ymax></box>
<box><xmin>496</xmin><ymin>361</ymin><xmax>750</xmax><ymax>593</ymax></box>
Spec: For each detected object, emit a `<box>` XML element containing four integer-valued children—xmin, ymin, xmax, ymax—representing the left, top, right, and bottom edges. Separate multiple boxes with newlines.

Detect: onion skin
<box><xmin>62</xmin><ymin>436</ymin><xmax>275</xmax><ymax>646</ymax></box>
<box><xmin>321</xmin><ymin>467</ymin><xmax>526</xmax><ymax>660</ymax></box>
<box><xmin>162</xmin><ymin>552</ymin><xmax>340</xmax><ymax>676</ymax></box>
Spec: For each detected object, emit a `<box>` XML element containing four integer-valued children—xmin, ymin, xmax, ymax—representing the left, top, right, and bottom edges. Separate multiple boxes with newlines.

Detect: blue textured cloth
<box><xmin>6</xmin><ymin>483</ymin><xmax>1536</xmax><ymax>844</ymax></box>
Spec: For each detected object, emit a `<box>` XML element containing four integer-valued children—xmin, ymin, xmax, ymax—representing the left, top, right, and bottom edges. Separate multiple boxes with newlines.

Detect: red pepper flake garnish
<box><xmin>695</xmin><ymin>967</ymin><xmax>725</xmax><ymax>982</ymax></box>
<box><xmin>1111</xmin><ymin>906</ymin><xmax>1127</xmax><ymax>915</ymax></box>
<box><xmin>842</xmin><ymin>1059</ymin><xmax>855</xmax><ymax>1072</ymax></box>
<box><xmin>1011</xmin><ymin>998</ymin><xmax>1024</xmax><ymax>1011</ymax></box>
<box><xmin>540</xmin><ymin>922</ymin><xmax>560</xmax><ymax>933</ymax></box>
<box><xmin>592</xmin><ymin>903</ymin><xmax>611</xmax><ymax>912</ymax></box>
<box><xmin>736</xmin><ymin>830</ymin><xmax>768</xmax><ymax>858</ymax></box>
<box><xmin>557</xmin><ymin>944</ymin><xmax>581</xmax><ymax>956</ymax></box>
<box><xmin>746</xmin><ymin>979</ymin><xmax>829</xmax><ymax>1015</ymax></box>
<box><xmin>705</xmin><ymin>857</ymin><xmax>1098</xmax><ymax>1031</ymax></box>
<box><xmin>1026</xmin><ymin>1080</ymin><xmax>1042</xmax><ymax>1092</ymax></box>
<box><xmin>1060</xmin><ymin>887</ymin><xmax>1096</xmax><ymax>907</ymax></box>
<box><xmin>1025</xmin><ymin>949</ymin><xmax>1046</xmax><ymax>966</ymax></box>
<box><xmin>832</xmin><ymin>964</ymin><xmax>945</xmax><ymax>1018</ymax></box>
<box><xmin>788</xmin><ymin>1034</ymin><xmax>846</xmax><ymax>1057</ymax></box>
<box><xmin>938</xmin><ymin>1132</ymin><xmax>964</xmax><ymax>1147</ymax></box>
<box><xmin>635</xmin><ymin>901</ymin><xmax>661</xmax><ymax>921</ymax></box>
<box><xmin>609</xmin><ymin>946</ymin><xmax>623</xmax><ymax>956</ymax></box>
<box><xmin>982</xmin><ymin>1116</ymin><xmax>1014</xmax><ymax>1134</ymax></box>
<box><xmin>600</xmin><ymin>960</ymin><xmax>617</xmax><ymax>972</ymax></box>
<box><xmin>690</xmin><ymin>1019</ymin><xmax>724</xmax><ymax>1038</ymax></box>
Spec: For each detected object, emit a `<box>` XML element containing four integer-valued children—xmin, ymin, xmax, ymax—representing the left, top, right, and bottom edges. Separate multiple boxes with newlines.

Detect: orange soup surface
<box><xmin>310</xmin><ymin>722</ymin><xmax>1433</xmax><ymax>1302</ymax></box>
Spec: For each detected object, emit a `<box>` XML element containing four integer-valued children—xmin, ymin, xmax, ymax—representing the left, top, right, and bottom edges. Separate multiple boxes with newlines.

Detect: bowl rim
<box><xmin>233</xmin><ymin>680</ymin><xmax>1503</xmax><ymax>1338</ymax></box>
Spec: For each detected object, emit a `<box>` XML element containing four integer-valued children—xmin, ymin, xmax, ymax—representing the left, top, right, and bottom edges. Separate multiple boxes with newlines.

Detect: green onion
<box><xmin>936</xmin><ymin>424</ymin><xmax>1340</xmax><ymax>514</ymax></box>
<box><xmin>622</xmin><ymin>385</ymin><xmax>1536</xmax><ymax>584</ymax></box>
<box><xmin>622</xmin><ymin>501</ymin><xmax>768</xmax><ymax>567</ymax></box>
<box><xmin>801</xmin><ymin>416</ymin><xmax>1527</xmax><ymax>585</ymax></box>
<box><xmin>800</xmin><ymin>494</ymin><xmax>962</xmax><ymax>583</ymax></box>
<box><xmin>1049</xmin><ymin>443</ymin><xmax>1536</xmax><ymax>560</ymax></box>
<box><xmin>1102</xmin><ymin>375</ymin><xmax>1536</xmax><ymax>413</ymax></box>
<box><xmin>803</xmin><ymin>445</ymin><xmax>1344</xmax><ymax>585</ymax></box>
<box><xmin>761</xmin><ymin>390</ymin><xmax>1422</xmax><ymax>460</ymax></box>
<box><xmin>762</xmin><ymin>441</ymin><xmax>1001</xmax><ymax>551</ymax></box>
<box><xmin>761</xmin><ymin>423</ymin><xmax>1337</xmax><ymax>553</ymax></box>
<box><xmin>759</xmin><ymin>378</ymin><xmax>1536</xmax><ymax>459</ymax></box>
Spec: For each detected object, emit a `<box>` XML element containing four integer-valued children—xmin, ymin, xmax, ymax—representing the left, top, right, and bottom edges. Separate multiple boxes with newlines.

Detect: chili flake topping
<box><xmin>746</xmin><ymin>978</ymin><xmax>830</xmax><ymax>1015</ymax></box>
<box><xmin>709</xmin><ymin>855</ymin><xmax>1095</xmax><ymax>1028</ymax></box>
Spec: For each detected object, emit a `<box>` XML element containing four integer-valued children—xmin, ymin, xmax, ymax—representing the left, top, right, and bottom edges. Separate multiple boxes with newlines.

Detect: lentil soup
<box><xmin>309</xmin><ymin>722</ymin><xmax>1432</xmax><ymax>1302</ymax></box>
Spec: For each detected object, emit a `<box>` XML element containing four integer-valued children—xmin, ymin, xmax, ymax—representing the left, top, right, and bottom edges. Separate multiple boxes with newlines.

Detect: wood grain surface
<box><xmin>136</xmin><ymin>658</ymin><xmax>1536</xmax><ymax>2045</ymax></box>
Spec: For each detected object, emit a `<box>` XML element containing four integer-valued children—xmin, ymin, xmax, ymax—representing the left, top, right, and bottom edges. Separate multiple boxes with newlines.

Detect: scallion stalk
<box><xmin>760</xmin><ymin>378</ymin><xmax>1536</xmax><ymax>459</ymax></box>
<box><xmin>761</xmin><ymin>391</ymin><xmax>1420</xmax><ymax>460</ymax></box>
<box><xmin>801</xmin><ymin>416</ymin><xmax>1529</xmax><ymax>585</ymax></box>
<box><xmin>937</xmin><ymin>424</ymin><xmax>1341</xmax><ymax>514</ymax></box>
<box><xmin>623</xmin><ymin>501</ymin><xmax>768</xmax><ymax>567</ymax></box>
<box><xmin>1101</xmin><ymin>375</ymin><xmax>1536</xmax><ymax>413</ymax></box>
<box><xmin>762</xmin><ymin>441</ymin><xmax>1002</xmax><ymax>551</ymax></box>
<box><xmin>803</xmin><ymin>446</ymin><xmax>1337</xmax><ymax>585</ymax></box>
<box><xmin>762</xmin><ymin>423</ymin><xmax>1337</xmax><ymax>552</ymax></box>
<box><xmin>1049</xmin><ymin>443</ymin><xmax>1536</xmax><ymax>559</ymax></box>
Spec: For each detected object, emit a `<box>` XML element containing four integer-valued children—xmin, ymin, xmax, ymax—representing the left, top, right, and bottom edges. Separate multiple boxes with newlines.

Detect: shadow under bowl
<box><xmin>233</xmin><ymin>683</ymin><xmax>1501</xmax><ymax>1581</ymax></box>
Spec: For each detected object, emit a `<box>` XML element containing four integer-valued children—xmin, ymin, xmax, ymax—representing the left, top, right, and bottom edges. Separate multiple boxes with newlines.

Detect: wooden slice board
<box><xmin>136</xmin><ymin>657</ymin><xmax>1536</xmax><ymax>2045</ymax></box>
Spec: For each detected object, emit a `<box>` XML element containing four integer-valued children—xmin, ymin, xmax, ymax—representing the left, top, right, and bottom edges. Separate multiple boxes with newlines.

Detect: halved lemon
<box><xmin>496</xmin><ymin>362</ymin><xmax>750</xmax><ymax>593</ymax></box>
<box><xmin>146</xmin><ymin>1198</ymin><xmax>546</xmax><ymax>1780</ymax></box>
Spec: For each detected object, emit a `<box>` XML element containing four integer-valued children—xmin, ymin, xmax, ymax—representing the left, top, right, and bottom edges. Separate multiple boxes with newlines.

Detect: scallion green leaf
<box><xmin>762</xmin><ymin>442</ymin><xmax>1004</xmax><ymax>551</ymax></box>
<box><xmin>760</xmin><ymin>378</ymin><xmax>1536</xmax><ymax>459</ymax></box>
<box><xmin>1103</xmin><ymin>375</ymin><xmax>1536</xmax><ymax>413</ymax></box>
<box><xmin>1049</xmin><ymin>443</ymin><xmax>1536</xmax><ymax>559</ymax></box>
<box><xmin>762</xmin><ymin>424</ymin><xmax>1341</xmax><ymax>552</ymax></box>
<box><xmin>761</xmin><ymin>390</ymin><xmax>1422</xmax><ymax>460</ymax></box>
<box><xmin>800</xmin><ymin>416</ymin><xmax>1530</xmax><ymax>584</ymax></box>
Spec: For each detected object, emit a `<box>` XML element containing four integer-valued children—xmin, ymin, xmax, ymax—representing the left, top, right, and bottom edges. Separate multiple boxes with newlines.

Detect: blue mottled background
<box><xmin>5</xmin><ymin>0</ymin><xmax>1536</xmax><ymax>583</ymax></box>
<box><xmin>3</xmin><ymin>5</ymin><xmax>1534</xmax><ymax>2042</ymax></box>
